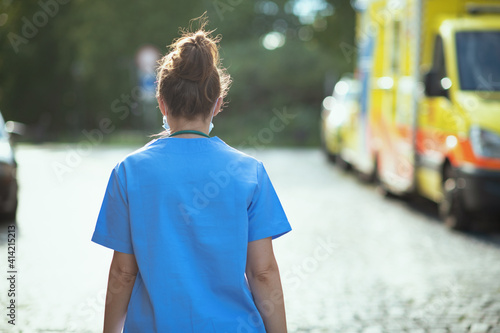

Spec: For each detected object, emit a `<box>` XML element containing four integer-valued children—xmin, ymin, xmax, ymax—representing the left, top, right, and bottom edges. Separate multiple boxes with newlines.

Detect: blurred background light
<box><xmin>262</xmin><ymin>31</ymin><xmax>286</xmax><ymax>50</ymax></box>
<box><xmin>322</xmin><ymin>96</ymin><xmax>336</xmax><ymax>111</ymax></box>
<box><xmin>255</xmin><ymin>0</ymin><xmax>279</xmax><ymax>15</ymax></box>
<box><xmin>272</xmin><ymin>19</ymin><xmax>289</xmax><ymax>34</ymax></box>
<box><xmin>298</xmin><ymin>26</ymin><xmax>313</xmax><ymax>41</ymax></box>
<box><xmin>377</xmin><ymin>76</ymin><xmax>394</xmax><ymax>90</ymax></box>
<box><xmin>441</xmin><ymin>77</ymin><xmax>452</xmax><ymax>90</ymax></box>
<box><xmin>287</xmin><ymin>0</ymin><xmax>334</xmax><ymax>24</ymax></box>
<box><xmin>334</xmin><ymin>81</ymin><xmax>349</xmax><ymax>96</ymax></box>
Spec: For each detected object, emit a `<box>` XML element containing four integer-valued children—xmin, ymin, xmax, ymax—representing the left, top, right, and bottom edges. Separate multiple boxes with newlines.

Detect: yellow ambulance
<box><xmin>347</xmin><ymin>0</ymin><xmax>500</xmax><ymax>230</ymax></box>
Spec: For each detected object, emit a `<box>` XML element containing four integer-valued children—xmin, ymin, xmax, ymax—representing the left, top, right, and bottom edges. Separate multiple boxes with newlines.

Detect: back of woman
<box><xmin>92</xmin><ymin>17</ymin><xmax>291</xmax><ymax>333</ymax></box>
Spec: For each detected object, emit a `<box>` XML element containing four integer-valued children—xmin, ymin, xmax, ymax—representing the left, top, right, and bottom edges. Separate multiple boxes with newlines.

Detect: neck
<box><xmin>170</xmin><ymin>129</ymin><xmax>210</xmax><ymax>139</ymax></box>
<box><xmin>168</xmin><ymin>116</ymin><xmax>210</xmax><ymax>137</ymax></box>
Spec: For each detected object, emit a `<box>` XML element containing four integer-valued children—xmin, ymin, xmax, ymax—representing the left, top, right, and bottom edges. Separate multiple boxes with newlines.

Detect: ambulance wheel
<box><xmin>336</xmin><ymin>154</ymin><xmax>351</xmax><ymax>171</ymax></box>
<box><xmin>320</xmin><ymin>139</ymin><xmax>337</xmax><ymax>163</ymax></box>
<box><xmin>374</xmin><ymin>159</ymin><xmax>396</xmax><ymax>198</ymax></box>
<box><xmin>376</xmin><ymin>179</ymin><xmax>396</xmax><ymax>198</ymax></box>
<box><xmin>326</xmin><ymin>152</ymin><xmax>337</xmax><ymax>163</ymax></box>
<box><xmin>1</xmin><ymin>199</ymin><xmax>17</xmax><ymax>221</ymax></box>
<box><xmin>439</xmin><ymin>167</ymin><xmax>470</xmax><ymax>231</ymax></box>
<box><xmin>357</xmin><ymin>161</ymin><xmax>377</xmax><ymax>183</ymax></box>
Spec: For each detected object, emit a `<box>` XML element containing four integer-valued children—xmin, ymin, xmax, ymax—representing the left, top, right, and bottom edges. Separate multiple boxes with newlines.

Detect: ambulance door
<box><xmin>392</xmin><ymin>5</ymin><xmax>417</xmax><ymax>193</ymax></box>
<box><xmin>378</xmin><ymin>12</ymin><xmax>415</xmax><ymax>194</ymax></box>
<box><xmin>417</xmin><ymin>35</ymin><xmax>454</xmax><ymax>202</ymax></box>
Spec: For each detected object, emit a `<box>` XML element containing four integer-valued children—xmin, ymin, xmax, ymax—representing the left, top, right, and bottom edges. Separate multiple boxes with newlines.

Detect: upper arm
<box><xmin>111</xmin><ymin>250</ymin><xmax>139</xmax><ymax>276</ymax></box>
<box><xmin>246</xmin><ymin>237</ymin><xmax>278</xmax><ymax>279</ymax></box>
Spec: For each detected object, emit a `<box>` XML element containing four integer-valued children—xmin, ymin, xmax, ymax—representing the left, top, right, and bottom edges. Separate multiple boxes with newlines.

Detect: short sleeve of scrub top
<box><xmin>92</xmin><ymin>165</ymin><xmax>133</xmax><ymax>254</ymax></box>
<box><xmin>247</xmin><ymin>161</ymin><xmax>291</xmax><ymax>242</ymax></box>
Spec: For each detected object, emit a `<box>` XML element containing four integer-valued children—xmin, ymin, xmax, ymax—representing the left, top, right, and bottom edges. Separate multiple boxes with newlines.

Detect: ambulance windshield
<box><xmin>456</xmin><ymin>31</ymin><xmax>500</xmax><ymax>91</ymax></box>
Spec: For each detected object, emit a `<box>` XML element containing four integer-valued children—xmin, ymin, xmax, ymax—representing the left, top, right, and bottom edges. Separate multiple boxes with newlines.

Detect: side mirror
<box><xmin>424</xmin><ymin>71</ymin><xmax>450</xmax><ymax>98</ymax></box>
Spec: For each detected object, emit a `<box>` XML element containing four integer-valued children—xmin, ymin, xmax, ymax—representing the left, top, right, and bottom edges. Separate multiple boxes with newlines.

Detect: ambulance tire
<box><xmin>336</xmin><ymin>154</ymin><xmax>351</xmax><ymax>171</ymax></box>
<box><xmin>326</xmin><ymin>152</ymin><xmax>337</xmax><ymax>163</ymax></box>
<box><xmin>376</xmin><ymin>181</ymin><xmax>397</xmax><ymax>198</ymax></box>
<box><xmin>440</xmin><ymin>167</ymin><xmax>470</xmax><ymax>231</ymax></box>
<box><xmin>375</xmin><ymin>174</ymin><xmax>397</xmax><ymax>198</ymax></box>
<box><xmin>374</xmin><ymin>158</ymin><xmax>396</xmax><ymax>198</ymax></box>
<box><xmin>356</xmin><ymin>163</ymin><xmax>377</xmax><ymax>183</ymax></box>
<box><xmin>356</xmin><ymin>170</ymin><xmax>372</xmax><ymax>183</ymax></box>
<box><xmin>1</xmin><ymin>198</ymin><xmax>17</xmax><ymax>222</ymax></box>
<box><xmin>320</xmin><ymin>138</ymin><xmax>337</xmax><ymax>163</ymax></box>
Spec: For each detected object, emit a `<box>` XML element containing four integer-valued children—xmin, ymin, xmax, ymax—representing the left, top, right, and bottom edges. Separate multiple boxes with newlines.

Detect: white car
<box><xmin>0</xmin><ymin>112</ymin><xmax>20</xmax><ymax>220</ymax></box>
<box><xmin>320</xmin><ymin>75</ymin><xmax>361</xmax><ymax>164</ymax></box>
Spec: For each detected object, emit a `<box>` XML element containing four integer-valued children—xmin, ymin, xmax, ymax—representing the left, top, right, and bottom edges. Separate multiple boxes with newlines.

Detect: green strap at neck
<box><xmin>169</xmin><ymin>130</ymin><xmax>210</xmax><ymax>138</ymax></box>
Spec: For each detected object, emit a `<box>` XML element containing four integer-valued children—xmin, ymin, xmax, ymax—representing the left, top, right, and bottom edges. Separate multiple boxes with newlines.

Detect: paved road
<box><xmin>0</xmin><ymin>144</ymin><xmax>499</xmax><ymax>332</ymax></box>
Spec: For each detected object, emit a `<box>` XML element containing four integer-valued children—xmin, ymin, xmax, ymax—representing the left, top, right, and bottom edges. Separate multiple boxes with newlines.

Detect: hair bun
<box><xmin>156</xmin><ymin>17</ymin><xmax>231</xmax><ymax>121</ymax></box>
<box><xmin>169</xmin><ymin>31</ymin><xmax>217</xmax><ymax>83</ymax></box>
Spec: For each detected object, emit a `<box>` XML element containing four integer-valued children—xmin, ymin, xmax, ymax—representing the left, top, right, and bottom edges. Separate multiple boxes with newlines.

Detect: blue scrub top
<box><xmin>91</xmin><ymin>136</ymin><xmax>291</xmax><ymax>332</ymax></box>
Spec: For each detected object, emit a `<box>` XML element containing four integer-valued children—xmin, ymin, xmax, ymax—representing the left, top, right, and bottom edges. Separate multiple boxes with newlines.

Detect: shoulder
<box><xmin>214</xmin><ymin>137</ymin><xmax>261</xmax><ymax>164</ymax></box>
<box><xmin>126</xmin><ymin>139</ymin><xmax>162</xmax><ymax>161</ymax></box>
<box><xmin>112</xmin><ymin>139</ymin><xmax>161</xmax><ymax>174</ymax></box>
<box><xmin>213</xmin><ymin>137</ymin><xmax>264</xmax><ymax>172</ymax></box>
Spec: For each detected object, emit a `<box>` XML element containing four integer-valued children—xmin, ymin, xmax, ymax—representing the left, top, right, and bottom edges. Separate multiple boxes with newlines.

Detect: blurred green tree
<box><xmin>0</xmin><ymin>0</ymin><xmax>76</xmax><ymax>140</ymax></box>
<box><xmin>0</xmin><ymin>0</ymin><xmax>355</xmax><ymax>145</ymax></box>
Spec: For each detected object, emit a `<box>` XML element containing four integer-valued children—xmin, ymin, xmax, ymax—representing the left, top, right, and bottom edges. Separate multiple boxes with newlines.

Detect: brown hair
<box><xmin>156</xmin><ymin>18</ymin><xmax>231</xmax><ymax>120</ymax></box>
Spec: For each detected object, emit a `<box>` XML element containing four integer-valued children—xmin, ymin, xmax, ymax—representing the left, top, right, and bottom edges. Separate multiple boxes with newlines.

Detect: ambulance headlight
<box><xmin>470</xmin><ymin>126</ymin><xmax>500</xmax><ymax>159</ymax></box>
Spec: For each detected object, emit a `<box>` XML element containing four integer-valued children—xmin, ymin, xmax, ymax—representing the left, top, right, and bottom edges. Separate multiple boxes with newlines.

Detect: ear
<box><xmin>213</xmin><ymin>97</ymin><xmax>223</xmax><ymax>117</ymax></box>
<box><xmin>157</xmin><ymin>97</ymin><xmax>167</xmax><ymax>116</ymax></box>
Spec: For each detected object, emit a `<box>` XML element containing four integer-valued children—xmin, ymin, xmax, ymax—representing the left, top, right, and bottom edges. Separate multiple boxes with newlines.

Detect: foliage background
<box><xmin>0</xmin><ymin>0</ymin><xmax>355</xmax><ymax>146</ymax></box>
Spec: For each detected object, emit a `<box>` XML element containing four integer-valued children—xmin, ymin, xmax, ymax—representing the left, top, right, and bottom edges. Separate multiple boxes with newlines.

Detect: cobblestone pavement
<box><xmin>0</xmin><ymin>145</ymin><xmax>499</xmax><ymax>332</ymax></box>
